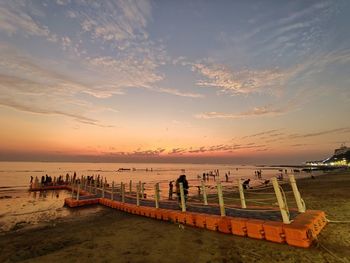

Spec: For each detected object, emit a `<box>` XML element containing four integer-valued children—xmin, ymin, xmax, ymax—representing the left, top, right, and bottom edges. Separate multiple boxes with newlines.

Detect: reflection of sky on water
<box><xmin>0</xmin><ymin>189</ymin><xmax>103</xmax><ymax>233</ymax></box>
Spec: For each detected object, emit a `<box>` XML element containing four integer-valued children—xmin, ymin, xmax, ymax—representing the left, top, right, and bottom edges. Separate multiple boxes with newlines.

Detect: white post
<box><xmin>238</xmin><ymin>179</ymin><xmax>247</xmax><ymax>209</ymax></box>
<box><xmin>138</xmin><ymin>181</ymin><xmax>142</xmax><ymax>199</ymax></box>
<box><xmin>141</xmin><ymin>183</ymin><xmax>145</xmax><ymax>199</ymax></box>
<box><xmin>129</xmin><ymin>180</ymin><xmax>132</xmax><ymax>193</ymax></box>
<box><xmin>154</xmin><ymin>183</ymin><xmax>159</xmax><ymax>208</ymax></box>
<box><xmin>76</xmin><ymin>183</ymin><xmax>80</xmax><ymax>200</ymax></box>
<box><xmin>136</xmin><ymin>183</ymin><xmax>140</xmax><ymax>206</ymax></box>
<box><xmin>111</xmin><ymin>181</ymin><xmax>114</xmax><ymax>200</ymax></box>
<box><xmin>272</xmin><ymin>177</ymin><xmax>291</xmax><ymax>224</ymax></box>
<box><xmin>121</xmin><ymin>182</ymin><xmax>125</xmax><ymax>203</ymax></box>
<box><xmin>289</xmin><ymin>174</ymin><xmax>306</xmax><ymax>213</ymax></box>
<box><xmin>179</xmin><ymin>182</ymin><xmax>186</xmax><ymax>212</ymax></box>
<box><xmin>201</xmin><ymin>180</ymin><xmax>208</xmax><ymax>205</ymax></box>
<box><xmin>217</xmin><ymin>181</ymin><xmax>226</xmax><ymax>216</ymax></box>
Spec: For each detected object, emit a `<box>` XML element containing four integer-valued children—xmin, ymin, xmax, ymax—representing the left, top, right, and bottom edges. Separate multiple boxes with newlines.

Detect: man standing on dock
<box><xmin>175</xmin><ymin>175</ymin><xmax>189</xmax><ymax>205</ymax></box>
<box><xmin>168</xmin><ymin>181</ymin><xmax>174</xmax><ymax>200</ymax></box>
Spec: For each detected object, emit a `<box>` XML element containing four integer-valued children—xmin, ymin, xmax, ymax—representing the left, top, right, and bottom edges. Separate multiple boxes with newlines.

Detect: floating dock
<box><xmin>29</xmin><ymin>175</ymin><xmax>327</xmax><ymax>248</ymax></box>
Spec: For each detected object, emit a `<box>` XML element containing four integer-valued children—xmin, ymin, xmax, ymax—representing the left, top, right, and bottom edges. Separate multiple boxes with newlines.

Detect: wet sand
<box><xmin>0</xmin><ymin>170</ymin><xmax>350</xmax><ymax>263</ymax></box>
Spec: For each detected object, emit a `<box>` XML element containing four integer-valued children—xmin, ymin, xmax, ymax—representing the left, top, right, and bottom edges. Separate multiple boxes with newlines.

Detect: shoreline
<box><xmin>0</xmin><ymin>170</ymin><xmax>349</xmax><ymax>262</ymax></box>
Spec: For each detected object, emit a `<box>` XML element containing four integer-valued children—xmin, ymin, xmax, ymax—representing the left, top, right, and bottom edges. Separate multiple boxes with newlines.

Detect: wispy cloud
<box><xmin>0</xmin><ymin>2</ymin><xmax>50</xmax><ymax>37</ymax></box>
<box><xmin>0</xmin><ymin>95</ymin><xmax>112</xmax><ymax>128</ymax></box>
<box><xmin>264</xmin><ymin>127</ymin><xmax>350</xmax><ymax>144</ymax></box>
<box><xmin>168</xmin><ymin>148</ymin><xmax>187</xmax><ymax>155</ymax></box>
<box><xmin>239</xmin><ymin>1</ymin><xmax>335</xmax><ymax>57</ymax></box>
<box><xmin>0</xmin><ymin>46</ymin><xmax>113</xmax><ymax>127</ymax></box>
<box><xmin>150</xmin><ymin>87</ymin><xmax>204</xmax><ymax>98</ymax></box>
<box><xmin>242</xmin><ymin>129</ymin><xmax>281</xmax><ymax>139</ymax></box>
<box><xmin>195</xmin><ymin>104</ymin><xmax>290</xmax><ymax>119</ymax></box>
<box><xmin>191</xmin><ymin>62</ymin><xmax>287</xmax><ymax>95</ymax></box>
<box><xmin>291</xmin><ymin>127</ymin><xmax>350</xmax><ymax>139</ymax></box>
<box><xmin>78</xmin><ymin>0</ymin><xmax>151</xmax><ymax>43</ymax></box>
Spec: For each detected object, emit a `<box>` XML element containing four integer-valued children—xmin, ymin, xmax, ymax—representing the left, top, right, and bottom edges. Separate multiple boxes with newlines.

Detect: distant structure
<box><xmin>306</xmin><ymin>144</ymin><xmax>350</xmax><ymax>167</ymax></box>
<box><xmin>334</xmin><ymin>144</ymin><xmax>349</xmax><ymax>156</ymax></box>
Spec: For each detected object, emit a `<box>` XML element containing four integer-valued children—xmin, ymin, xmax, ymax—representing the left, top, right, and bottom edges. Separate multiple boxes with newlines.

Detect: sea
<box><xmin>0</xmin><ymin>162</ymin><xmax>310</xmax><ymax>233</ymax></box>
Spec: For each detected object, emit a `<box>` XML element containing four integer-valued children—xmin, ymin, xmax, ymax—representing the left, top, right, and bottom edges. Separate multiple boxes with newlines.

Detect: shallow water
<box><xmin>0</xmin><ymin>162</ymin><xmax>313</xmax><ymax>233</ymax></box>
<box><xmin>0</xmin><ymin>188</ymin><xmax>104</xmax><ymax>233</ymax></box>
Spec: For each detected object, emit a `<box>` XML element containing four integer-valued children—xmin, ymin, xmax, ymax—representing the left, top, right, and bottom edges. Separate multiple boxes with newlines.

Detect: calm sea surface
<box><xmin>0</xmin><ymin>162</ymin><xmax>308</xmax><ymax>195</ymax></box>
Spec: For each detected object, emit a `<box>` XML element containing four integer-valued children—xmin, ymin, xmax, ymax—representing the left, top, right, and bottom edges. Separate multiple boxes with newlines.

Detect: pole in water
<box><xmin>136</xmin><ymin>183</ymin><xmax>140</xmax><ymax>206</ymax></box>
<box><xmin>76</xmin><ymin>183</ymin><xmax>80</xmax><ymax>200</ymax></box>
<box><xmin>94</xmin><ymin>179</ymin><xmax>97</xmax><ymax>194</ymax></box>
<box><xmin>102</xmin><ymin>181</ymin><xmax>105</xmax><ymax>198</ymax></box>
<box><xmin>289</xmin><ymin>174</ymin><xmax>306</xmax><ymax>213</ymax></box>
<box><xmin>238</xmin><ymin>179</ymin><xmax>247</xmax><ymax>209</ymax></box>
<box><xmin>138</xmin><ymin>181</ymin><xmax>142</xmax><ymax>199</ymax></box>
<box><xmin>129</xmin><ymin>180</ymin><xmax>132</xmax><ymax>193</ymax></box>
<box><xmin>141</xmin><ymin>183</ymin><xmax>145</xmax><ymax>199</ymax></box>
<box><xmin>121</xmin><ymin>182</ymin><xmax>125</xmax><ymax>203</ymax></box>
<box><xmin>217</xmin><ymin>181</ymin><xmax>226</xmax><ymax>216</ymax></box>
<box><xmin>111</xmin><ymin>181</ymin><xmax>114</xmax><ymax>200</ymax></box>
<box><xmin>154</xmin><ymin>183</ymin><xmax>159</xmax><ymax>208</ymax></box>
<box><xmin>272</xmin><ymin>177</ymin><xmax>291</xmax><ymax>224</ymax></box>
<box><xmin>201</xmin><ymin>180</ymin><xmax>208</xmax><ymax>205</ymax></box>
<box><xmin>71</xmin><ymin>183</ymin><xmax>75</xmax><ymax>198</ymax></box>
<box><xmin>179</xmin><ymin>182</ymin><xmax>186</xmax><ymax>212</ymax></box>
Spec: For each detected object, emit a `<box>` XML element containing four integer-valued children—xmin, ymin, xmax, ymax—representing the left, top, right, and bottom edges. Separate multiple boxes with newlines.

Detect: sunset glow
<box><xmin>0</xmin><ymin>1</ymin><xmax>350</xmax><ymax>164</ymax></box>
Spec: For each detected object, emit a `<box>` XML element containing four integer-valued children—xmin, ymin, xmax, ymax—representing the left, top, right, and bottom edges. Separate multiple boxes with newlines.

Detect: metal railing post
<box><xmin>154</xmin><ymin>183</ymin><xmax>159</xmax><ymax>208</ymax></box>
<box><xmin>217</xmin><ymin>181</ymin><xmax>226</xmax><ymax>216</ymax></box>
<box><xmin>121</xmin><ymin>182</ymin><xmax>125</xmax><ymax>203</ymax></box>
<box><xmin>136</xmin><ymin>183</ymin><xmax>140</xmax><ymax>206</ymax></box>
<box><xmin>289</xmin><ymin>174</ymin><xmax>306</xmax><ymax>213</ymax></box>
<box><xmin>201</xmin><ymin>180</ymin><xmax>208</xmax><ymax>205</ymax></box>
<box><xmin>238</xmin><ymin>179</ymin><xmax>247</xmax><ymax>208</ymax></box>
<box><xmin>111</xmin><ymin>181</ymin><xmax>114</xmax><ymax>200</ymax></box>
<box><xmin>179</xmin><ymin>182</ymin><xmax>186</xmax><ymax>212</ymax></box>
<box><xmin>272</xmin><ymin>177</ymin><xmax>291</xmax><ymax>224</ymax></box>
<box><xmin>76</xmin><ymin>183</ymin><xmax>80</xmax><ymax>200</ymax></box>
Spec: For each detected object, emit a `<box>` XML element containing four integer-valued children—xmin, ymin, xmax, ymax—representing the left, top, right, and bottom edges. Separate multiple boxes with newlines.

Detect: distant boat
<box><xmin>117</xmin><ymin>168</ymin><xmax>131</xmax><ymax>172</ymax></box>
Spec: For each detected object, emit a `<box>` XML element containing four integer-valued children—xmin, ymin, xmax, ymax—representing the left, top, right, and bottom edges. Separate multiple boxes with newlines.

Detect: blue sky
<box><xmin>0</xmin><ymin>0</ymin><xmax>349</xmax><ymax>164</ymax></box>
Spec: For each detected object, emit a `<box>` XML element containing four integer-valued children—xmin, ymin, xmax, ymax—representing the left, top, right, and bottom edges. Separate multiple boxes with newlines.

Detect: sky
<box><xmin>0</xmin><ymin>0</ymin><xmax>350</xmax><ymax>164</ymax></box>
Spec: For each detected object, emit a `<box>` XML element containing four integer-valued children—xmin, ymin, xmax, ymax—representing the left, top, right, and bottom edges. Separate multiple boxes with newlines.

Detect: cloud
<box><xmin>0</xmin><ymin>46</ymin><xmax>114</xmax><ymax>127</ymax></box>
<box><xmin>150</xmin><ymin>87</ymin><xmax>204</xmax><ymax>98</ymax></box>
<box><xmin>77</xmin><ymin>0</ymin><xmax>151</xmax><ymax>44</ymax></box>
<box><xmin>56</xmin><ymin>0</ymin><xmax>71</xmax><ymax>6</ymax></box>
<box><xmin>130</xmin><ymin>148</ymin><xmax>166</xmax><ymax>156</ymax></box>
<box><xmin>195</xmin><ymin>104</ymin><xmax>288</xmax><ymax>119</ymax></box>
<box><xmin>242</xmin><ymin>129</ymin><xmax>281</xmax><ymax>139</ymax></box>
<box><xmin>0</xmin><ymin>95</ymin><xmax>112</xmax><ymax>128</ymax></box>
<box><xmin>168</xmin><ymin>148</ymin><xmax>187</xmax><ymax>155</ymax></box>
<box><xmin>239</xmin><ymin>1</ymin><xmax>334</xmax><ymax>52</ymax></box>
<box><xmin>186</xmin><ymin>143</ymin><xmax>266</xmax><ymax>154</ymax></box>
<box><xmin>291</xmin><ymin>127</ymin><xmax>350</xmax><ymax>139</ymax></box>
<box><xmin>191</xmin><ymin>62</ymin><xmax>287</xmax><ymax>95</ymax></box>
<box><xmin>0</xmin><ymin>3</ymin><xmax>50</xmax><ymax>37</ymax></box>
<box><xmin>264</xmin><ymin>127</ymin><xmax>350</xmax><ymax>144</ymax></box>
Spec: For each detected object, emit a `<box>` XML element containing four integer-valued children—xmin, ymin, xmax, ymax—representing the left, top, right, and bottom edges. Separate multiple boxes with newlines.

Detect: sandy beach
<box><xmin>0</xmin><ymin>170</ymin><xmax>349</xmax><ymax>263</ymax></box>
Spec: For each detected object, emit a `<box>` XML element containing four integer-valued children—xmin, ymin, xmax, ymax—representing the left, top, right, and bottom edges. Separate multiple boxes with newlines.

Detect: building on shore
<box><xmin>306</xmin><ymin>144</ymin><xmax>350</xmax><ymax>167</ymax></box>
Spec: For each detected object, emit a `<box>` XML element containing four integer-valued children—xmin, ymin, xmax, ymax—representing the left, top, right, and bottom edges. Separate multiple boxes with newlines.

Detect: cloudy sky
<box><xmin>0</xmin><ymin>0</ymin><xmax>349</xmax><ymax>164</ymax></box>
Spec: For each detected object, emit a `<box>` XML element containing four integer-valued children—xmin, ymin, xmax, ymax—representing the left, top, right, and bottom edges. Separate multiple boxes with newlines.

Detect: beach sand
<box><xmin>0</xmin><ymin>171</ymin><xmax>349</xmax><ymax>263</ymax></box>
